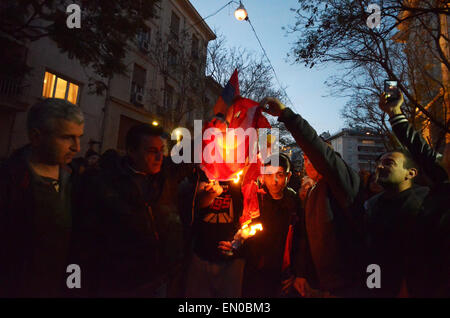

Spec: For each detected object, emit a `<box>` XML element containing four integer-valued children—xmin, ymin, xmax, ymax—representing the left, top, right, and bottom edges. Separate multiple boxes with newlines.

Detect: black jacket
<box><xmin>389</xmin><ymin>114</ymin><xmax>449</xmax><ymax>297</ymax></box>
<box><xmin>279</xmin><ymin>108</ymin><xmax>362</xmax><ymax>293</ymax></box>
<box><xmin>0</xmin><ymin>146</ymin><xmax>82</xmax><ymax>297</ymax></box>
<box><xmin>364</xmin><ymin>185</ymin><xmax>430</xmax><ymax>297</ymax></box>
<box><xmin>242</xmin><ymin>187</ymin><xmax>304</xmax><ymax>297</ymax></box>
<box><xmin>77</xmin><ymin>155</ymin><xmax>190</xmax><ymax>296</ymax></box>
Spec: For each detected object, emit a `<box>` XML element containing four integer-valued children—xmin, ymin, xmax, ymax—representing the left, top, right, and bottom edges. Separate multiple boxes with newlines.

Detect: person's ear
<box><xmin>406</xmin><ymin>168</ymin><xmax>418</xmax><ymax>180</ymax></box>
<box><xmin>286</xmin><ymin>171</ymin><xmax>292</xmax><ymax>184</ymax></box>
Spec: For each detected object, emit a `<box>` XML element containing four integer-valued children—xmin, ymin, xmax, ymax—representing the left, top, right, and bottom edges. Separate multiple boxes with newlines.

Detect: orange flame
<box><xmin>241</xmin><ymin>222</ymin><xmax>263</xmax><ymax>239</ymax></box>
<box><xmin>233</xmin><ymin>170</ymin><xmax>244</xmax><ymax>184</ymax></box>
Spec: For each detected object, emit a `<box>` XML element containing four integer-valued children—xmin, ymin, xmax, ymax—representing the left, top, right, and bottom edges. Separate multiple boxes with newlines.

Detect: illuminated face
<box><xmin>262</xmin><ymin>165</ymin><xmax>290</xmax><ymax>199</ymax></box>
<box><xmin>376</xmin><ymin>152</ymin><xmax>412</xmax><ymax>187</ymax></box>
<box><xmin>32</xmin><ymin>119</ymin><xmax>84</xmax><ymax>165</ymax></box>
<box><xmin>129</xmin><ymin>135</ymin><xmax>164</xmax><ymax>175</ymax></box>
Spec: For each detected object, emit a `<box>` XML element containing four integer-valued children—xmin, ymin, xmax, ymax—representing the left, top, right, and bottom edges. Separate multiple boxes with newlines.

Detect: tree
<box><xmin>206</xmin><ymin>32</ymin><xmax>293</xmax><ymax>155</ymax></box>
<box><xmin>0</xmin><ymin>0</ymin><xmax>158</xmax><ymax>93</ymax></box>
<box><xmin>147</xmin><ymin>27</ymin><xmax>210</xmax><ymax>130</ymax></box>
<box><xmin>268</xmin><ymin>120</ymin><xmax>295</xmax><ymax>148</ymax></box>
<box><xmin>207</xmin><ymin>33</ymin><xmax>288</xmax><ymax>103</ymax></box>
<box><xmin>288</xmin><ymin>0</ymin><xmax>449</xmax><ymax>148</ymax></box>
<box><xmin>147</xmin><ymin>29</ymin><xmax>290</xmax><ymax>129</ymax></box>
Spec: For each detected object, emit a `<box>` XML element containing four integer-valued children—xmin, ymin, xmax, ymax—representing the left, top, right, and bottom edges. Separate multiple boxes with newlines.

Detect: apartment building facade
<box><xmin>327</xmin><ymin>129</ymin><xmax>386</xmax><ymax>172</ymax></box>
<box><xmin>0</xmin><ymin>0</ymin><xmax>218</xmax><ymax>157</ymax></box>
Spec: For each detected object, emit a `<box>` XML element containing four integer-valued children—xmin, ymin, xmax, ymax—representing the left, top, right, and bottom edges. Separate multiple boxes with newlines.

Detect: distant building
<box><xmin>327</xmin><ymin>129</ymin><xmax>386</xmax><ymax>172</ymax></box>
<box><xmin>0</xmin><ymin>0</ymin><xmax>218</xmax><ymax>157</ymax></box>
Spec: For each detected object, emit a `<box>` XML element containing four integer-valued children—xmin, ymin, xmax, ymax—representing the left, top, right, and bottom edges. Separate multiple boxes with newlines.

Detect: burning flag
<box><xmin>200</xmin><ymin>97</ymin><xmax>270</xmax><ymax>181</ymax></box>
<box><xmin>200</xmin><ymin>69</ymin><xmax>272</xmax><ymax>227</ymax></box>
<box><xmin>213</xmin><ymin>69</ymin><xmax>240</xmax><ymax>117</ymax></box>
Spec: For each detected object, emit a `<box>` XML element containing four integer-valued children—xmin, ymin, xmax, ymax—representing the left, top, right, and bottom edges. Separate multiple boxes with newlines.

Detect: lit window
<box><xmin>54</xmin><ymin>77</ymin><xmax>67</xmax><ymax>99</ymax></box>
<box><xmin>42</xmin><ymin>71</ymin><xmax>80</xmax><ymax>104</ymax></box>
<box><xmin>362</xmin><ymin>140</ymin><xmax>375</xmax><ymax>145</ymax></box>
<box><xmin>67</xmin><ymin>83</ymin><xmax>79</xmax><ymax>104</ymax></box>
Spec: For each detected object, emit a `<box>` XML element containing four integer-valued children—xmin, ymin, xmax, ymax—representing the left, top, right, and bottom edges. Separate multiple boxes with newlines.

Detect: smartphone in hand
<box><xmin>384</xmin><ymin>80</ymin><xmax>399</xmax><ymax>101</ymax></box>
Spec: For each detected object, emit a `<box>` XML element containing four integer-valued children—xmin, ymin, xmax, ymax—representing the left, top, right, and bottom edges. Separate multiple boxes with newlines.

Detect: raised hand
<box><xmin>198</xmin><ymin>180</ymin><xmax>223</xmax><ymax>208</ymax></box>
<box><xmin>259</xmin><ymin>97</ymin><xmax>287</xmax><ymax>117</ymax></box>
<box><xmin>202</xmin><ymin>180</ymin><xmax>223</xmax><ymax>197</ymax></box>
<box><xmin>379</xmin><ymin>91</ymin><xmax>404</xmax><ymax>117</ymax></box>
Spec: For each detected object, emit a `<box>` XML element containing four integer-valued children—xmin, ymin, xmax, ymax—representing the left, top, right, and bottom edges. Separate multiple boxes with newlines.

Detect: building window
<box><xmin>168</xmin><ymin>47</ymin><xmax>177</xmax><ymax>65</ymax></box>
<box><xmin>170</xmin><ymin>11</ymin><xmax>180</xmax><ymax>39</ymax></box>
<box><xmin>164</xmin><ymin>84</ymin><xmax>173</xmax><ymax>111</ymax></box>
<box><xmin>187</xmin><ymin>98</ymin><xmax>194</xmax><ymax>123</ymax></box>
<box><xmin>203</xmin><ymin>97</ymin><xmax>210</xmax><ymax>118</ymax></box>
<box><xmin>191</xmin><ymin>34</ymin><xmax>199</xmax><ymax>59</ymax></box>
<box><xmin>361</xmin><ymin>139</ymin><xmax>375</xmax><ymax>145</ymax></box>
<box><xmin>168</xmin><ymin>46</ymin><xmax>178</xmax><ymax>70</ymax></box>
<box><xmin>138</xmin><ymin>27</ymin><xmax>151</xmax><ymax>43</ymax></box>
<box><xmin>137</xmin><ymin>27</ymin><xmax>151</xmax><ymax>52</ymax></box>
<box><xmin>358</xmin><ymin>154</ymin><xmax>379</xmax><ymax>161</ymax></box>
<box><xmin>190</xmin><ymin>65</ymin><xmax>199</xmax><ymax>90</ymax></box>
<box><xmin>42</xmin><ymin>71</ymin><xmax>79</xmax><ymax>104</ymax></box>
<box><xmin>131</xmin><ymin>64</ymin><xmax>146</xmax><ymax>106</ymax></box>
<box><xmin>358</xmin><ymin>145</ymin><xmax>385</xmax><ymax>153</ymax></box>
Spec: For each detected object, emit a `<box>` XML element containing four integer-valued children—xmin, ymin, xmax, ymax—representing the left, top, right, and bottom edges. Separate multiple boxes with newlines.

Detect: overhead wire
<box><xmin>188</xmin><ymin>0</ymin><xmax>297</xmax><ymax>111</ymax></box>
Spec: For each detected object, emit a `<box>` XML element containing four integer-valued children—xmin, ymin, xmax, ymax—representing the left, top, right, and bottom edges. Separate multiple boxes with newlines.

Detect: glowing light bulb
<box><xmin>234</xmin><ymin>3</ymin><xmax>248</xmax><ymax>21</ymax></box>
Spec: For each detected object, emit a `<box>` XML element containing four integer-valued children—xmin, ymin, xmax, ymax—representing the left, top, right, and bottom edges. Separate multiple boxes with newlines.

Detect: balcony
<box><xmin>0</xmin><ymin>77</ymin><xmax>28</xmax><ymax>111</ymax></box>
<box><xmin>0</xmin><ymin>77</ymin><xmax>22</xmax><ymax>96</ymax></box>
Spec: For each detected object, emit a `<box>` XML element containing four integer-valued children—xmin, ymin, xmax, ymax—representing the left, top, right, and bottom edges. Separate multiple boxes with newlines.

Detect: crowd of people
<box><xmin>0</xmin><ymin>90</ymin><xmax>448</xmax><ymax>298</ymax></box>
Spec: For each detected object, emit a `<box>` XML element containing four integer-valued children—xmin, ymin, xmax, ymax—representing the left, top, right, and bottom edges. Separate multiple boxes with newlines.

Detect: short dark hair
<box><xmin>263</xmin><ymin>153</ymin><xmax>291</xmax><ymax>173</ymax></box>
<box><xmin>126</xmin><ymin>123</ymin><xmax>164</xmax><ymax>151</ymax></box>
<box><xmin>388</xmin><ymin>149</ymin><xmax>418</xmax><ymax>170</ymax></box>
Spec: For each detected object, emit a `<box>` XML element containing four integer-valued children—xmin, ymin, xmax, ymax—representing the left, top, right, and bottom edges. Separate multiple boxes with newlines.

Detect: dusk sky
<box><xmin>190</xmin><ymin>0</ymin><xmax>350</xmax><ymax>135</ymax></box>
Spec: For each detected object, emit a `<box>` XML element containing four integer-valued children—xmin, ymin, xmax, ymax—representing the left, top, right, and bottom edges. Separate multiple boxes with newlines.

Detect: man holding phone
<box><xmin>378</xmin><ymin>87</ymin><xmax>449</xmax><ymax>297</ymax></box>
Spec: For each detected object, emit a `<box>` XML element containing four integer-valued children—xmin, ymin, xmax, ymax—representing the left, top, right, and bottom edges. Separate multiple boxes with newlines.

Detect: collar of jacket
<box><xmin>5</xmin><ymin>144</ymin><xmax>73</xmax><ymax>190</ymax></box>
<box><xmin>126</xmin><ymin>163</ymin><xmax>148</xmax><ymax>176</ymax></box>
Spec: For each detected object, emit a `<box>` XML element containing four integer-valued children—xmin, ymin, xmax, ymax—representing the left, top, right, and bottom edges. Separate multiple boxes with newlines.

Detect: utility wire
<box><xmin>187</xmin><ymin>1</ymin><xmax>297</xmax><ymax>111</ymax></box>
<box><xmin>185</xmin><ymin>1</ymin><xmax>235</xmax><ymax>33</ymax></box>
<box><xmin>246</xmin><ymin>17</ymin><xmax>297</xmax><ymax>111</ymax></box>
